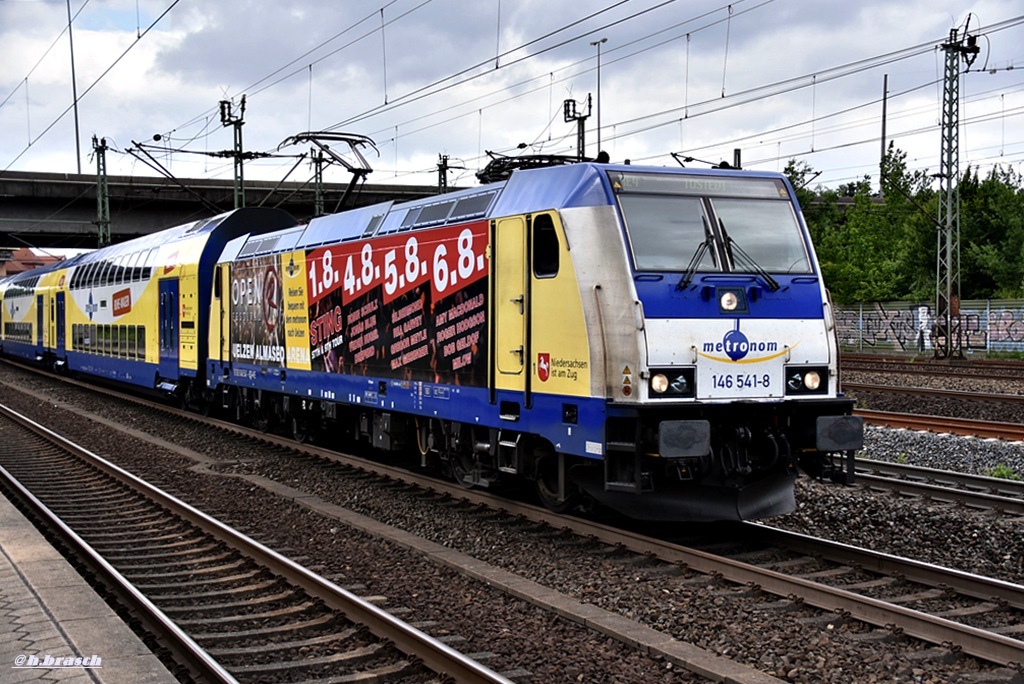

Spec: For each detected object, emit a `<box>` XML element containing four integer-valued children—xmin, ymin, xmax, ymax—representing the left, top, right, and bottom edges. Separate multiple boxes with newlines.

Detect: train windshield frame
<box><xmin>610</xmin><ymin>171</ymin><xmax>813</xmax><ymax>276</ymax></box>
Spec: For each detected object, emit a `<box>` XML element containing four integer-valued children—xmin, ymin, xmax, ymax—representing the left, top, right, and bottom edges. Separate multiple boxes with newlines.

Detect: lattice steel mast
<box><xmin>934</xmin><ymin>22</ymin><xmax>978</xmax><ymax>359</ymax></box>
<box><xmin>92</xmin><ymin>136</ymin><xmax>110</xmax><ymax>246</ymax></box>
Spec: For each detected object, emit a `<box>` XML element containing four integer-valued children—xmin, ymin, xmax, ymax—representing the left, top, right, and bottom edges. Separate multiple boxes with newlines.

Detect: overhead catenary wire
<box><xmin>324</xmin><ymin>0</ymin><xmax>674</xmax><ymax>132</ymax></box>
<box><xmin>1</xmin><ymin>0</ymin><xmax>183</xmax><ymax>177</ymax></box>
<box><xmin>3</xmin><ymin>2</ymin><xmax>1022</xmax><ymax>191</ymax></box>
<box><xmin>0</xmin><ymin>0</ymin><xmax>92</xmax><ymax>115</ymax></box>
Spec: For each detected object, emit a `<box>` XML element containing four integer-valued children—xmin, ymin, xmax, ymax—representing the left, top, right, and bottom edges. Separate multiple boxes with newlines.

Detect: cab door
<box><xmin>493</xmin><ymin>216</ymin><xmax>528</xmax><ymax>396</ymax></box>
<box><xmin>159</xmin><ymin>278</ymin><xmax>179</xmax><ymax>378</ymax></box>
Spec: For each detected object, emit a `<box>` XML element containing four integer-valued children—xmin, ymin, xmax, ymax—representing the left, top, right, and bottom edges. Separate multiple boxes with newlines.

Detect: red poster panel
<box><xmin>306</xmin><ymin>221</ymin><xmax>488</xmax><ymax>307</ymax></box>
<box><xmin>305</xmin><ymin>222</ymin><xmax>490</xmax><ymax>386</ymax></box>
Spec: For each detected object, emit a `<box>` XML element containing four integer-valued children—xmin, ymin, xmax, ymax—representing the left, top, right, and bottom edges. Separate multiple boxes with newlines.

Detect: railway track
<box><xmin>0</xmin><ymin>402</ymin><xmax>513</xmax><ymax>684</ymax></box>
<box><xmin>3</xmin><ymin>359</ymin><xmax>1023</xmax><ymax>678</ymax></box>
<box><xmin>846</xmin><ymin>382</ymin><xmax>1024</xmax><ymax>407</ymax></box>
<box><xmin>856</xmin><ymin>407</ymin><xmax>1024</xmax><ymax>441</ymax></box>
<box><xmin>841</xmin><ymin>353</ymin><xmax>1024</xmax><ymax>380</ymax></box>
<box><xmin>855</xmin><ymin>458</ymin><xmax>1024</xmax><ymax>516</ymax></box>
<box><xmin>846</xmin><ymin>378</ymin><xmax>1024</xmax><ymax>439</ymax></box>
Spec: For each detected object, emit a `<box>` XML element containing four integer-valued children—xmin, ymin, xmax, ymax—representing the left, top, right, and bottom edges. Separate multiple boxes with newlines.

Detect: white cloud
<box><xmin>1</xmin><ymin>0</ymin><xmax>1021</xmax><ymax>190</ymax></box>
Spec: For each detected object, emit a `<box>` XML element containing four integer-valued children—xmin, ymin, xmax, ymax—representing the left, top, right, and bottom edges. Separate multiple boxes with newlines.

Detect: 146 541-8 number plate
<box><xmin>698</xmin><ymin>370</ymin><xmax>781</xmax><ymax>398</ymax></box>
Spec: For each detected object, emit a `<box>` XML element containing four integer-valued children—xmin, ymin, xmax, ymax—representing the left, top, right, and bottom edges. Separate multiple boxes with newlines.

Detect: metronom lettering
<box><xmin>702</xmin><ymin>340</ymin><xmax>778</xmax><ymax>354</ymax></box>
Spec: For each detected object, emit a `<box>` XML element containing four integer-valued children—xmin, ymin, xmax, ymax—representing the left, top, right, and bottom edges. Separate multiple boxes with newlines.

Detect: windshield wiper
<box><xmin>677</xmin><ymin>215</ymin><xmax>714</xmax><ymax>291</ymax></box>
<box><xmin>676</xmin><ymin>239</ymin><xmax>710</xmax><ymax>290</ymax></box>
<box><xmin>720</xmin><ymin>219</ymin><xmax>780</xmax><ymax>292</ymax></box>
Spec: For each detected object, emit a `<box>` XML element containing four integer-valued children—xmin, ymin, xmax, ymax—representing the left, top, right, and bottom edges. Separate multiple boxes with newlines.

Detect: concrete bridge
<box><xmin>0</xmin><ymin>171</ymin><xmax>443</xmax><ymax>250</ymax></box>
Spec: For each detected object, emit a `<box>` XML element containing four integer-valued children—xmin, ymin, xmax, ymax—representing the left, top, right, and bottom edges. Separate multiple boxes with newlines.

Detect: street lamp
<box><xmin>590</xmin><ymin>37</ymin><xmax>607</xmax><ymax>157</ymax></box>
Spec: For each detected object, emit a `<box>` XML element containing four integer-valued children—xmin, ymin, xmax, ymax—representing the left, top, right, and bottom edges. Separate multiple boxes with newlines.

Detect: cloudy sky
<box><xmin>1</xmin><ymin>0</ymin><xmax>1022</xmax><ymax>192</ymax></box>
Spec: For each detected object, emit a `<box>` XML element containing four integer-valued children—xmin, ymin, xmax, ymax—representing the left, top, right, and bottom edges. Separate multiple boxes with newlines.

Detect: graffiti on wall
<box><xmin>836</xmin><ymin>300</ymin><xmax>1024</xmax><ymax>354</ymax></box>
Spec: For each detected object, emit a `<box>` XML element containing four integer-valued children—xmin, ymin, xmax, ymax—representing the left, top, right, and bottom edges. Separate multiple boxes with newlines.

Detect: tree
<box><xmin>959</xmin><ymin>165</ymin><xmax>1024</xmax><ymax>298</ymax></box>
<box><xmin>785</xmin><ymin>148</ymin><xmax>1024</xmax><ymax>303</ymax></box>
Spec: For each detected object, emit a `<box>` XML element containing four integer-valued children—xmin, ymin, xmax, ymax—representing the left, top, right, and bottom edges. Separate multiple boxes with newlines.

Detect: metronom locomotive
<box><xmin>1</xmin><ymin>160</ymin><xmax>862</xmax><ymax>521</ymax></box>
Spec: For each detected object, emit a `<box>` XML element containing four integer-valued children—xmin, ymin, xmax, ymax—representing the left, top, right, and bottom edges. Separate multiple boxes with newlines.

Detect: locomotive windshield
<box><xmin>611</xmin><ymin>172</ymin><xmax>813</xmax><ymax>276</ymax></box>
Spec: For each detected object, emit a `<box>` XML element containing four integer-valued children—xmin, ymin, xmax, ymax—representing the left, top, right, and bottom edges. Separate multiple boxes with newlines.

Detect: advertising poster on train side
<box><xmin>229</xmin><ymin>254</ymin><xmax>286</xmax><ymax>366</ymax></box>
<box><xmin>303</xmin><ymin>221</ymin><xmax>489</xmax><ymax>385</ymax></box>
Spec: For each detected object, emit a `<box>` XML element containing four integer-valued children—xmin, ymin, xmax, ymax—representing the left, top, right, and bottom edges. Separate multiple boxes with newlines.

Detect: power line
<box><xmin>1</xmin><ymin>0</ymin><xmax>183</xmax><ymax>176</ymax></box>
<box><xmin>0</xmin><ymin>0</ymin><xmax>92</xmax><ymax>113</ymax></box>
<box><xmin>6</xmin><ymin>1</ymin><xmax>1023</xmax><ymax>194</ymax></box>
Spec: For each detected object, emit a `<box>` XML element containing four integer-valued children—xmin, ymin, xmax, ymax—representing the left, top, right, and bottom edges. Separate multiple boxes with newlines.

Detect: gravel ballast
<box><xmin>1</xmin><ymin>364</ymin><xmax>1021</xmax><ymax>683</ymax></box>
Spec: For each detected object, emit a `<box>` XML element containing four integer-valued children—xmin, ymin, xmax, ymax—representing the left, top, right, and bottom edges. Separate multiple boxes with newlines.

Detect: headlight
<box><xmin>669</xmin><ymin>374</ymin><xmax>690</xmax><ymax>394</ymax></box>
<box><xmin>720</xmin><ymin>291</ymin><xmax>738</xmax><ymax>311</ymax></box>
<box><xmin>785</xmin><ymin>367</ymin><xmax>828</xmax><ymax>395</ymax></box>
<box><xmin>649</xmin><ymin>369</ymin><xmax>696</xmax><ymax>398</ymax></box>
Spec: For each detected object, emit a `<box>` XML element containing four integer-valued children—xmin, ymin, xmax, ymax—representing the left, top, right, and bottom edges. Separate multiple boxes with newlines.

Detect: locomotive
<box><xmin>1</xmin><ymin>160</ymin><xmax>862</xmax><ymax>521</ymax></box>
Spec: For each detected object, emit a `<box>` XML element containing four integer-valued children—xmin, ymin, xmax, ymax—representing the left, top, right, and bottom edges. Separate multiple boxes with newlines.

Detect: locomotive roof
<box><xmin>227</xmin><ymin>163</ymin><xmax>609</xmax><ymax>260</ymax></box>
<box><xmin>227</xmin><ymin>162</ymin><xmax>792</xmax><ymax>260</ymax></box>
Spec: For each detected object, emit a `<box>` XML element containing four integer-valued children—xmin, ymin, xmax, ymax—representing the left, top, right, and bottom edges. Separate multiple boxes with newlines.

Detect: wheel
<box><xmin>198</xmin><ymin>391</ymin><xmax>215</xmax><ymax>417</ymax></box>
<box><xmin>534</xmin><ymin>452</ymin><xmax>579</xmax><ymax>513</ymax></box>
<box><xmin>449</xmin><ymin>450</ymin><xmax>478</xmax><ymax>488</ymax></box>
<box><xmin>253</xmin><ymin>408</ymin><xmax>272</xmax><ymax>433</ymax></box>
<box><xmin>291</xmin><ymin>415</ymin><xmax>310</xmax><ymax>444</ymax></box>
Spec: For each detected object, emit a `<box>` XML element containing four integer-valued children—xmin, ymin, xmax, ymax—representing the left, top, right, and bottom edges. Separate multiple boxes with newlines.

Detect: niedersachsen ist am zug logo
<box><xmin>698</xmin><ymin>320</ymin><xmax>793</xmax><ymax>363</ymax></box>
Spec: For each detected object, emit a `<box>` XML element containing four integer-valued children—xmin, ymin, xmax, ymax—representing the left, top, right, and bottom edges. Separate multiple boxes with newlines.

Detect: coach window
<box><xmin>117</xmin><ymin>254</ymin><xmax>131</xmax><ymax>284</ymax></box>
<box><xmin>142</xmin><ymin>248</ymin><xmax>158</xmax><ymax>279</ymax></box>
<box><xmin>137</xmin><ymin>326</ymin><xmax>146</xmax><ymax>360</ymax></box>
<box><xmin>119</xmin><ymin>326</ymin><xmax>127</xmax><ymax>357</ymax></box>
<box><xmin>127</xmin><ymin>253</ymin><xmax>138</xmax><ymax>281</ymax></box>
<box><xmin>532</xmin><ymin>214</ymin><xmax>559</xmax><ymax>278</ymax></box>
<box><xmin>82</xmin><ymin>262</ymin><xmax>96</xmax><ymax>288</ymax></box>
<box><xmin>127</xmin><ymin>251</ymin><xmax>142</xmax><ymax>281</ymax></box>
<box><xmin>88</xmin><ymin>261</ymin><xmax>102</xmax><ymax>287</ymax></box>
